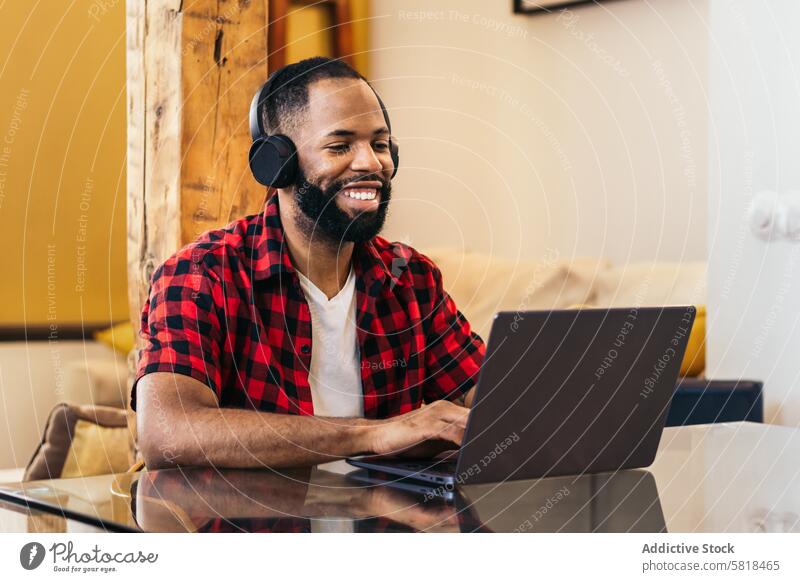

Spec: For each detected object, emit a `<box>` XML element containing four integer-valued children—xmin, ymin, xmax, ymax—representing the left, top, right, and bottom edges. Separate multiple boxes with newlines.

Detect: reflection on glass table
<box><xmin>0</xmin><ymin>423</ymin><xmax>798</xmax><ymax>533</ymax></box>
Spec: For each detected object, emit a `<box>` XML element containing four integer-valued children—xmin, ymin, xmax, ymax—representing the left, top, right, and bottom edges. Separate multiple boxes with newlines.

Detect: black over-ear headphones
<box><xmin>248</xmin><ymin>71</ymin><xmax>400</xmax><ymax>188</ymax></box>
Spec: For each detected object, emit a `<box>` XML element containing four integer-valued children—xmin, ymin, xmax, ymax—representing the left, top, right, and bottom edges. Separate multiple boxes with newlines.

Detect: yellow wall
<box><xmin>0</xmin><ymin>1</ymin><xmax>128</xmax><ymax>326</ymax></box>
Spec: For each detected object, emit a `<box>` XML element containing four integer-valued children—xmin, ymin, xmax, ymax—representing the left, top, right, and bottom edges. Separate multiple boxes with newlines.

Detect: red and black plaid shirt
<box><xmin>132</xmin><ymin>193</ymin><xmax>485</xmax><ymax>418</ymax></box>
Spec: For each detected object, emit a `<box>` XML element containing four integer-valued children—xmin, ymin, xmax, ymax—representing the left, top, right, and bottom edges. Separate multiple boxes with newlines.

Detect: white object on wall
<box><xmin>748</xmin><ymin>190</ymin><xmax>800</xmax><ymax>243</ymax></box>
<box><xmin>748</xmin><ymin>190</ymin><xmax>781</xmax><ymax>241</ymax></box>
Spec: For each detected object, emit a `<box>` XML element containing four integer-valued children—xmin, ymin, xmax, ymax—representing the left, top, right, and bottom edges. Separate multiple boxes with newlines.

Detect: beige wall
<box><xmin>369</xmin><ymin>0</ymin><xmax>709</xmax><ymax>265</ymax></box>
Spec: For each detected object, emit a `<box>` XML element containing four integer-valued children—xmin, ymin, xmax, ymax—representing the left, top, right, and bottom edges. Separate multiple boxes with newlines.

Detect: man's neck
<box><xmin>277</xmin><ymin>191</ymin><xmax>354</xmax><ymax>299</ymax></box>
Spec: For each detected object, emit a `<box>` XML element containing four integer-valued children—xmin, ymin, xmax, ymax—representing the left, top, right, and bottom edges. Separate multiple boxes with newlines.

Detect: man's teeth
<box><xmin>343</xmin><ymin>189</ymin><xmax>377</xmax><ymax>200</ymax></box>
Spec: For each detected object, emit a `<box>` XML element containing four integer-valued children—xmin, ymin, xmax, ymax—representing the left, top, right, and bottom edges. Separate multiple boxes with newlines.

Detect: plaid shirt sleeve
<box><xmin>132</xmin><ymin>254</ymin><xmax>226</xmax><ymax>410</ymax></box>
<box><xmin>420</xmin><ymin>261</ymin><xmax>486</xmax><ymax>403</ymax></box>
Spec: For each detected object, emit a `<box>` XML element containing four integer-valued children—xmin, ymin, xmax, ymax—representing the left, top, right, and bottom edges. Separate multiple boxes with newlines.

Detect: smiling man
<box><xmin>132</xmin><ymin>57</ymin><xmax>485</xmax><ymax>470</ymax></box>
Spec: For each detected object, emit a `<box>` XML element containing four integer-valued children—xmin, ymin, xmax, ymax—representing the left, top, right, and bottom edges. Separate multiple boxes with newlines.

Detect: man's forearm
<box><xmin>145</xmin><ymin>406</ymin><xmax>382</xmax><ymax>470</ymax></box>
<box><xmin>137</xmin><ymin>373</ymin><xmax>470</xmax><ymax>470</ymax></box>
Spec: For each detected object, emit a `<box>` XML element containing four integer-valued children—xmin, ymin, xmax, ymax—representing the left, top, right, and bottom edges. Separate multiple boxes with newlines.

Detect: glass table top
<box><xmin>0</xmin><ymin>422</ymin><xmax>798</xmax><ymax>533</ymax></box>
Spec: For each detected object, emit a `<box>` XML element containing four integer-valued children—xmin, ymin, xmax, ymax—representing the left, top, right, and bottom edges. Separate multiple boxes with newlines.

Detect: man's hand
<box><xmin>368</xmin><ymin>400</ymin><xmax>469</xmax><ymax>457</ymax></box>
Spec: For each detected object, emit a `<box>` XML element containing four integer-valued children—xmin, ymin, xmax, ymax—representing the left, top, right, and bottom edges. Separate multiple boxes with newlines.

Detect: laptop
<box><xmin>347</xmin><ymin>306</ymin><xmax>695</xmax><ymax>486</ymax></box>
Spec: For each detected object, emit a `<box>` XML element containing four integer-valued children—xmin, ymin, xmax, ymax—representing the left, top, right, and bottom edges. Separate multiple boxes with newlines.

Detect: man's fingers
<box><xmin>433</xmin><ymin>420</ymin><xmax>465</xmax><ymax>446</ymax></box>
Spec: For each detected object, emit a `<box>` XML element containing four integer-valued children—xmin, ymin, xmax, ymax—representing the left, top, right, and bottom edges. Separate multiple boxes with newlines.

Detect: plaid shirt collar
<box><xmin>248</xmin><ymin>193</ymin><xmax>406</xmax><ymax>291</ymax></box>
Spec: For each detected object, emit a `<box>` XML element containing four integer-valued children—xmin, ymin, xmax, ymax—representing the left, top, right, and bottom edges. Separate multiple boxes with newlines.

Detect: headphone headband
<box><xmin>250</xmin><ymin>72</ymin><xmax>393</xmax><ymax>139</ymax></box>
<box><xmin>249</xmin><ymin>70</ymin><xmax>279</xmax><ymax>140</ymax></box>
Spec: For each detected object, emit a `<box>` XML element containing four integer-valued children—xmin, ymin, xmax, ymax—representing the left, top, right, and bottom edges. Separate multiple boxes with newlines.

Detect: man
<box><xmin>133</xmin><ymin>56</ymin><xmax>485</xmax><ymax>470</ymax></box>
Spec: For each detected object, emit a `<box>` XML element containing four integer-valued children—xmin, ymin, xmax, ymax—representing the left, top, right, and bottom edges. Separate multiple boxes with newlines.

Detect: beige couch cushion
<box><xmin>594</xmin><ymin>261</ymin><xmax>706</xmax><ymax>308</ymax></box>
<box><xmin>424</xmin><ymin>248</ymin><xmax>705</xmax><ymax>342</ymax></box>
<box><xmin>423</xmin><ymin>247</ymin><xmax>610</xmax><ymax>340</ymax></box>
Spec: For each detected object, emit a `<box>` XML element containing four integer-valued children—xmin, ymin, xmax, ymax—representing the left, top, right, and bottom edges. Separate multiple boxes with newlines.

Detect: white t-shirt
<box><xmin>296</xmin><ymin>266</ymin><xmax>364</xmax><ymax>418</ymax></box>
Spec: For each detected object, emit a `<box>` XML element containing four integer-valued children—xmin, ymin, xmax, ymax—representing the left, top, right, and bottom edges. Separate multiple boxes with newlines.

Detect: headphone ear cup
<box><xmin>389</xmin><ymin>140</ymin><xmax>399</xmax><ymax>179</ymax></box>
<box><xmin>248</xmin><ymin>135</ymin><xmax>298</xmax><ymax>188</ymax></box>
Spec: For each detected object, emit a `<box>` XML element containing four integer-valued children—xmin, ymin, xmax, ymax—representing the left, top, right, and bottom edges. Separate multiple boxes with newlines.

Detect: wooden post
<box><xmin>126</xmin><ymin>0</ymin><xmax>269</xmax><ymax>351</ymax></box>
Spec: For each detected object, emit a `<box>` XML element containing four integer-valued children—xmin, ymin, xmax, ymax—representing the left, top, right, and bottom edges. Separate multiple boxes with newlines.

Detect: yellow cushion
<box><xmin>60</xmin><ymin>419</ymin><xmax>132</xmax><ymax>478</ymax></box>
<box><xmin>93</xmin><ymin>321</ymin><xmax>135</xmax><ymax>356</ymax></box>
<box><xmin>681</xmin><ymin>305</ymin><xmax>705</xmax><ymax>377</ymax></box>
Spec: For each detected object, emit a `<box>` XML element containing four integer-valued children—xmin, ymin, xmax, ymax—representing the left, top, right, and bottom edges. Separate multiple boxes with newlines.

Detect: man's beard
<box><xmin>292</xmin><ymin>167</ymin><xmax>392</xmax><ymax>246</ymax></box>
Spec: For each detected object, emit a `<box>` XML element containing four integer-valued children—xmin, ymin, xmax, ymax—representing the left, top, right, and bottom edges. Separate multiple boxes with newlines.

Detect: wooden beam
<box><xmin>127</xmin><ymin>0</ymin><xmax>269</xmax><ymax>350</ymax></box>
<box><xmin>180</xmin><ymin>0</ymin><xmax>271</xmax><ymax>245</ymax></box>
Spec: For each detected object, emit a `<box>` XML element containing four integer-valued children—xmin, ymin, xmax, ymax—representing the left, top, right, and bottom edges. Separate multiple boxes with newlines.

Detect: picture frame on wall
<box><xmin>513</xmin><ymin>0</ymin><xmax>603</xmax><ymax>14</ymax></box>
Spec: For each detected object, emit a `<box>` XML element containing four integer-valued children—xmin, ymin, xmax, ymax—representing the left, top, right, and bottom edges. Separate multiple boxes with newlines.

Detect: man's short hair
<box><xmin>260</xmin><ymin>56</ymin><xmax>366</xmax><ymax>135</ymax></box>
